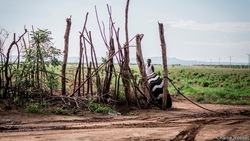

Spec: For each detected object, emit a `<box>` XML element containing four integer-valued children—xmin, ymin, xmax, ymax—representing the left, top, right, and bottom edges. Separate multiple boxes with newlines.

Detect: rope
<box><xmin>165</xmin><ymin>76</ymin><xmax>221</xmax><ymax>113</ymax></box>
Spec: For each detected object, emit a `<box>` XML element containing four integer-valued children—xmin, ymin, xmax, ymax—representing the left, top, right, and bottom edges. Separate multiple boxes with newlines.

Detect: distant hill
<box><xmin>8</xmin><ymin>55</ymin><xmax>248</xmax><ymax>66</ymax></box>
<box><xmin>130</xmin><ymin>57</ymin><xmax>248</xmax><ymax>66</ymax></box>
<box><xmin>66</xmin><ymin>56</ymin><xmax>197</xmax><ymax>65</ymax></box>
<box><xmin>130</xmin><ymin>57</ymin><xmax>197</xmax><ymax>66</ymax></box>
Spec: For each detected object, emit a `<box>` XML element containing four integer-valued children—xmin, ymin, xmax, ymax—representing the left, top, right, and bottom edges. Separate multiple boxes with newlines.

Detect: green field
<box><xmin>64</xmin><ymin>64</ymin><xmax>250</xmax><ymax>105</ymax></box>
<box><xmin>146</xmin><ymin>65</ymin><xmax>250</xmax><ymax>105</ymax></box>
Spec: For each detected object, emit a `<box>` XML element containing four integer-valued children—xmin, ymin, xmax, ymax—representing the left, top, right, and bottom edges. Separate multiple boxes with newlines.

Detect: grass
<box><xmin>132</xmin><ymin>65</ymin><xmax>250</xmax><ymax>105</ymax></box>
<box><xmin>88</xmin><ymin>101</ymin><xmax>116</xmax><ymax>114</ymax></box>
<box><xmin>54</xmin><ymin>108</ymin><xmax>70</xmax><ymax>115</ymax></box>
<box><xmin>25</xmin><ymin>103</ymin><xmax>40</xmax><ymax>113</ymax></box>
<box><xmin>53</xmin><ymin>63</ymin><xmax>250</xmax><ymax>105</ymax></box>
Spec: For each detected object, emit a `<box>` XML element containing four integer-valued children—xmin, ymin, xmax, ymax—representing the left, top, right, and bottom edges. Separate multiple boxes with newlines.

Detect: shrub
<box><xmin>195</xmin><ymin>96</ymin><xmax>205</xmax><ymax>103</ymax></box>
<box><xmin>25</xmin><ymin>103</ymin><xmax>40</xmax><ymax>113</ymax></box>
<box><xmin>157</xmin><ymin>70</ymin><xmax>162</xmax><ymax>77</ymax></box>
<box><xmin>202</xmin><ymin>81</ymin><xmax>209</xmax><ymax>87</ymax></box>
<box><xmin>54</xmin><ymin>108</ymin><xmax>69</xmax><ymax>115</ymax></box>
<box><xmin>88</xmin><ymin>101</ymin><xmax>115</xmax><ymax>114</ymax></box>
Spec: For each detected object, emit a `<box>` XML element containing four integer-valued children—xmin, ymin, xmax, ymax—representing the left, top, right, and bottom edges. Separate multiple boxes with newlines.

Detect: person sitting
<box><xmin>145</xmin><ymin>58</ymin><xmax>172</xmax><ymax>109</ymax></box>
<box><xmin>146</xmin><ymin>59</ymin><xmax>154</xmax><ymax>76</ymax></box>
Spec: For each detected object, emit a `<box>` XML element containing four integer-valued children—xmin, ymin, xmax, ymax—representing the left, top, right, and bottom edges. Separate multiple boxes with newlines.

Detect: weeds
<box><xmin>88</xmin><ymin>101</ymin><xmax>115</xmax><ymax>114</ymax></box>
<box><xmin>54</xmin><ymin>108</ymin><xmax>70</xmax><ymax>115</ymax></box>
<box><xmin>25</xmin><ymin>103</ymin><xmax>40</xmax><ymax>113</ymax></box>
<box><xmin>149</xmin><ymin>65</ymin><xmax>250</xmax><ymax>105</ymax></box>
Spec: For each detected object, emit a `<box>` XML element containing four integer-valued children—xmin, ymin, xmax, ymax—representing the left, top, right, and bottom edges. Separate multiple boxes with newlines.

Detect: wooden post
<box><xmin>158</xmin><ymin>22</ymin><xmax>169</xmax><ymax>110</ymax></box>
<box><xmin>86</xmin><ymin>62</ymin><xmax>91</xmax><ymax>95</ymax></box>
<box><xmin>61</xmin><ymin>16</ymin><xmax>71</xmax><ymax>95</ymax></box>
<box><xmin>135</xmin><ymin>34</ymin><xmax>150</xmax><ymax>102</ymax></box>
<box><xmin>78</xmin><ymin>35</ymin><xmax>83</xmax><ymax>96</ymax></box>
<box><xmin>102</xmin><ymin>37</ymin><xmax>115</xmax><ymax>102</ymax></box>
<box><xmin>82</xmin><ymin>54</ymin><xmax>85</xmax><ymax>95</ymax></box>
<box><xmin>123</xmin><ymin>0</ymin><xmax>131</xmax><ymax>105</ymax></box>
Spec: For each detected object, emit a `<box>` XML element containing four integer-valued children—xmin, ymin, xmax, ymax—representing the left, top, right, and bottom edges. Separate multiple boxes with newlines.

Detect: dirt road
<box><xmin>0</xmin><ymin>95</ymin><xmax>250</xmax><ymax>141</ymax></box>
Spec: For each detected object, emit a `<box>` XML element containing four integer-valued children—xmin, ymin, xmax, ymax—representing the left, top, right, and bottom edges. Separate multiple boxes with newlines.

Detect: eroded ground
<box><xmin>0</xmin><ymin>95</ymin><xmax>250</xmax><ymax>141</ymax></box>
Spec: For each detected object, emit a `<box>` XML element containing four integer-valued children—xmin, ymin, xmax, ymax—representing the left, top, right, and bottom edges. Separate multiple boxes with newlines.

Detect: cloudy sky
<box><xmin>1</xmin><ymin>0</ymin><xmax>250</xmax><ymax>63</ymax></box>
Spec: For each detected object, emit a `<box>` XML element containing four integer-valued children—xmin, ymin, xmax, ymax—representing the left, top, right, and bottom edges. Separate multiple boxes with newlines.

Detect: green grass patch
<box><xmin>149</xmin><ymin>66</ymin><xmax>250</xmax><ymax>105</ymax></box>
<box><xmin>54</xmin><ymin>108</ymin><xmax>70</xmax><ymax>115</ymax></box>
<box><xmin>25</xmin><ymin>103</ymin><xmax>40</xmax><ymax>113</ymax></box>
<box><xmin>215</xmin><ymin>99</ymin><xmax>250</xmax><ymax>105</ymax></box>
<box><xmin>88</xmin><ymin>101</ymin><xmax>115</xmax><ymax>114</ymax></box>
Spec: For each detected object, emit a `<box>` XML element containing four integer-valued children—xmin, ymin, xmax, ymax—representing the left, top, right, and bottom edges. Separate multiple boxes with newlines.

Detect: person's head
<box><xmin>147</xmin><ymin>59</ymin><xmax>151</xmax><ymax>65</ymax></box>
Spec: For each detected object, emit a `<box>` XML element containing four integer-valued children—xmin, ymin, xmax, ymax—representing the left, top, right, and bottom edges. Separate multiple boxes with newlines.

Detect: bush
<box><xmin>54</xmin><ymin>108</ymin><xmax>69</xmax><ymax>115</ymax></box>
<box><xmin>25</xmin><ymin>103</ymin><xmax>40</xmax><ymax>113</ymax></box>
<box><xmin>88</xmin><ymin>101</ymin><xmax>115</xmax><ymax>114</ymax></box>
<box><xmin>157</xmin><ymin>70</ymin><xmax>162</xmax><ymax>77</ymax></box>
<box><xmin>202</xmin><ymin>81</ymin><xmax>209</xmax><ymax>87</ymax></box>
<box><xmin>195</xmin><ymin>96</ymin><xmax>205</xmax><ymax>103</ymax></box>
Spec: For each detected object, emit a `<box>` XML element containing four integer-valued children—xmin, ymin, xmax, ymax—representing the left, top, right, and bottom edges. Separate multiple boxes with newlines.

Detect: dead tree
<box><xmin>62</xmin><ymin>16</ymin><xmax>72</xmax><ymax>95</ymax></box>
<box><xmin>73</xmin><ymin>13</ymin><xmax>89</xmax><ymax>96</ymax></box>
<box><xmin>123</xmin><ymin>0</ymin><xmax>132</xmax><ymax>105</ymax></box>
<box><xmin>102</xmin><ymin>5</ymin><xmax>129</xmax><ymax>102</ymax></box>
<box><xmin>135</xmin><ymin>34</ymin><xmax>151</xmax><ymax>102</ymax></box>
<box><xmin>102</xmin><ymin>37</ymin><xmax>115</xmax><ymax>102</ymax></box>
<box><xmin>79</xmin><ymin>36</ymin><xmax>84</xmax><ymax>96</ymax></box>
<box><xmin>86</xmin><ymin>62</ymin><xmax>93</xmax><ymax>96</ymax></box>
<box><xmin>83</xmin><ymin>28</ymin><xmax>89</xmax><ymax>96</ymax></box>
<box><xmin>77</xmin><ymin>34</ymin><xmax>84</xmax><ymax>96</ymax></box>
<box><xmin>158</xmin><ymin>22</ymin><xmax>169</xmax><ymax>110</ymax></box>
<box><xmin>88</xmin><ymin>31</ymin><xmax>102</xmax><ymax>95</ymax></box>
<box><xmin>3</xmin><ymin>30</ymin><xmax>27</xmax><ymax>98</ymax></box>
<box><xmin>82</xmin><ymin>50</ymin><xmax>85</xmax><ymax>95</ymax></box>
<box><xmin>0</xmin><ymin>28</ymin><xmax>9</xmax><ymax>98</ymax></box>
<box><xmin>95</xmin><ymin>5</ymin><xmax>119</xmax><ymax>102</ymax></box>
<box><xmin>76</xmin><ymin>14</ymin><xmax>88</xmax><ymax>96</ymax></box>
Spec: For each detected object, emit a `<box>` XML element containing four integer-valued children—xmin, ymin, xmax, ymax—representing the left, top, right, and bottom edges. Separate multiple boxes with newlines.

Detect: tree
<box><xmin>158</xmin><ymin>23</ymin><xmax>169</xmax><ymax>110</ymax></box>
<box><xmin>123</xmin><ymin>0</ymin><xmax>132</xmax><ymax>105</ymax></box>
<box><xmin>21</xmin><ymin>29</ymin><xmax>61</xmax><ymax>96</ymax></box>
<box><xmin>0</xmin><ymin>28</ymin><xmax>9</xmax><ymax>98</ymax></box>
<box><xmin>62</xmin><ymin>17</ymin><xmax>72</xmax><ymax>95</ymax></box>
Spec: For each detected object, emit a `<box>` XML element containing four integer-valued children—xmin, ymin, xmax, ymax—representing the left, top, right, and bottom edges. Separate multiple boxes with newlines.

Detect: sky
<box><xmin>1</xmin><ymin>0</ymin><xmax>250</xmax><ymax>63</ymax></box>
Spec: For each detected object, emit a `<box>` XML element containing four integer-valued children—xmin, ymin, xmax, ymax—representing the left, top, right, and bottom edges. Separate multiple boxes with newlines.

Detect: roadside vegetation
<box><xmin>55</xmin><ymin>64</ymin><xmax>250</xmax><ymax>106</ymax></box>
<box><xmin>152</xmin><ymin>65</ymin><xmax>250</xmax><ymax>105</ymax></box>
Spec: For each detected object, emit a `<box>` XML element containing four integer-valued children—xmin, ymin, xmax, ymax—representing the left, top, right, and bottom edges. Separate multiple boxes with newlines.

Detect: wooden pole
<box><xmin>135</xmin><ymin>34</ymin><xmax>150</xmax><ymax>102</ymax></box>
<box><xmin>158</xmin><ymin>22</ymin><xmax>169</xmax><ymax>110</ymax></box>
<box><xmin>78</xmin><ymin>35</ymin><xmax>83</xmax><ymax>96</ymax></box>
<box><xmin>123</xmin><ymin>0</ymin><xmax>131</xmax><ymax>105</ymax></box>
<box><xmin>61</xmin><ymin>16</ymin><xmax>71</xmax><ymax>95</ymax></box>
<box><xmin>102</xmin><ymin>37</ymin><xmax>115</xmax><ymax>102</ymax></box>
<box><xmin>86</xmin><ymin>62</ymin><xmax>92</xmax><ymax>96</ymax></box>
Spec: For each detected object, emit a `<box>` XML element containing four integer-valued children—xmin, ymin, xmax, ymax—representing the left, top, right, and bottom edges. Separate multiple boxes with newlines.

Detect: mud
<box><xmin>0</xmin><ymin>95</ymin><xmax>249</xmax><ymax>141</ymax></box>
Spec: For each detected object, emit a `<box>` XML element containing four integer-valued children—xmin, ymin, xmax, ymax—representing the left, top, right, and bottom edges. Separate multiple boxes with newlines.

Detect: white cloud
<box><xmin>165</xmin><ymin>20</ymin><xmax>250</xmax><ymax>32</ymax></box>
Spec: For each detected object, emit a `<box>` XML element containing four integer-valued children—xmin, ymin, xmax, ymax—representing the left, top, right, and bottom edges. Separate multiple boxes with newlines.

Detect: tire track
<box><xmin>170</xmin><ymin>124</ymin><xmax>204</xmax><ymax>141</ymax></box>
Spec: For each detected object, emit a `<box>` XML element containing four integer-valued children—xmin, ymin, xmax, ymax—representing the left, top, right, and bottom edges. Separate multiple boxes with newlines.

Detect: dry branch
<box><xmin>135</xmin><ymin>34</ymin><xmax>150</xmax><ymax>101</ymax></box>
<box><xmin>62</xmin><ymin>16</ymin><xmax>72</xmax><ymax>95</ymax></box>
<box><xmin>123</xmin><ymin>0</ymin><xmax>131</xmax><ymax>105</ymax></box>
<box><xmin>3</xmin><ymin>29</ymin><xmax>27</xmax><ymax>98</ymax></box>
<box><xmin>158</xmin><ymin>22</ymin><xmax>169</xmax><ymax>110</ymax></box>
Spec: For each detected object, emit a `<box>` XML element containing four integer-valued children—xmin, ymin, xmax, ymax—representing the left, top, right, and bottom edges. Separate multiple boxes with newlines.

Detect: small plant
<box><xmin>88</xmin><ymin>101</ymin><xmax>115</xmax><ymax>114</ymax></box>
<box><xmin>54</xmin><ymin>108</ymin><xmax>69</xmax><ymax>115</ymax></box>
<box><xmin>157</xmin><ymin>70</ymin><xmax>162</xmax><ymax>77</ymax></box>
<box><xmin>25</xmin><ymin>103</ymin><xmax>40</xmax><ymax>113</ymax></box>
<box><xmin>202</xmin><ymin>81</ymin><xmax>209</xmax><ymax>87</ymax></box>
<box><xmin>196</xmin><ymin>96</ymin><xmax>205</xmax><ymax>103</ymax></box>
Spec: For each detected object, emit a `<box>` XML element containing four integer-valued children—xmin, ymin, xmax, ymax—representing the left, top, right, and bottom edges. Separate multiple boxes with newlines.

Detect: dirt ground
<box><xmin>0</xmin><ymin>95</ymin><xmax>250</xmax><ymax>141</ymax></box>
